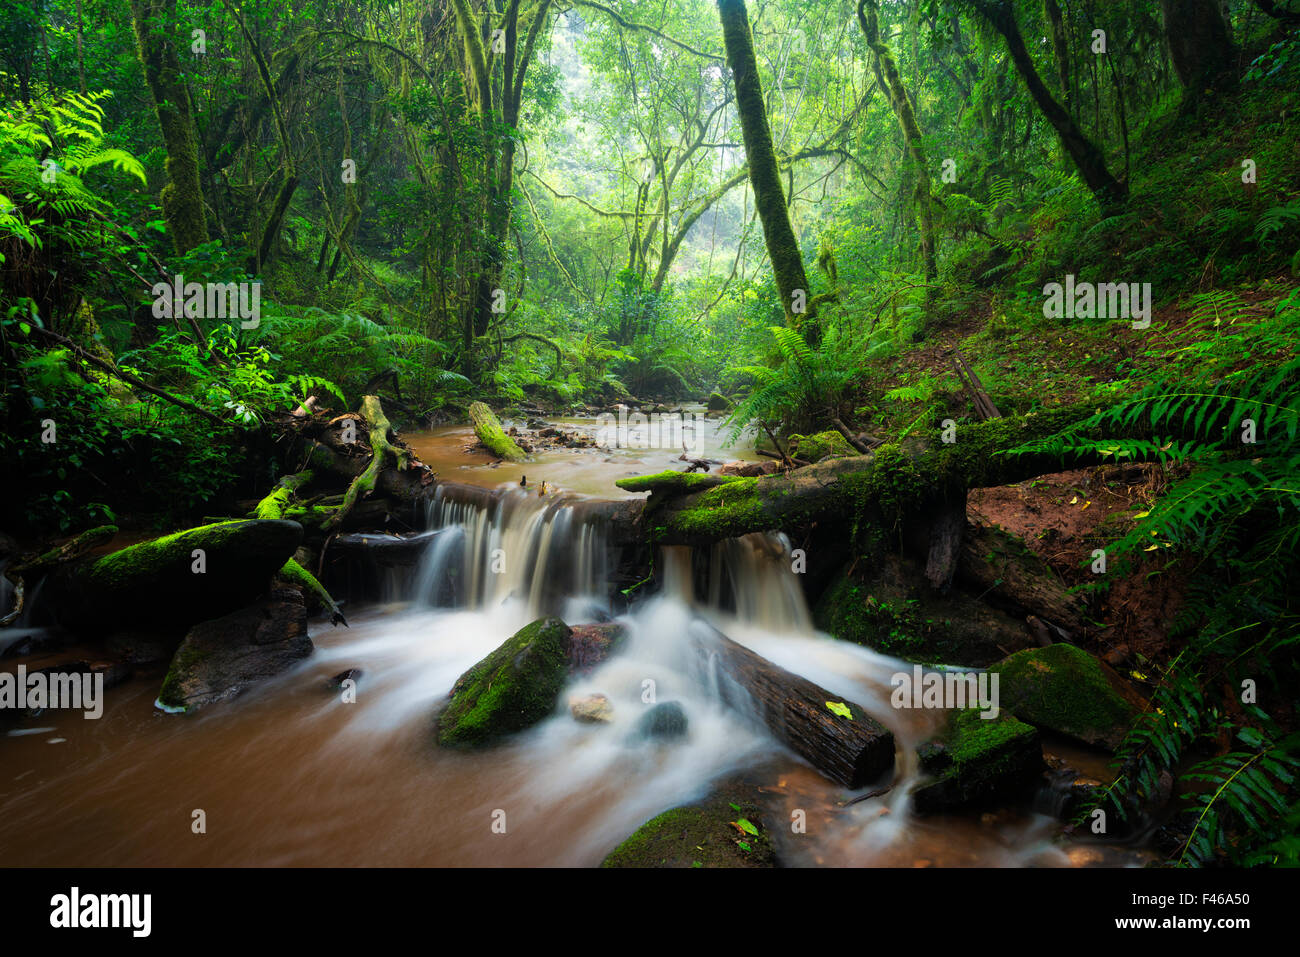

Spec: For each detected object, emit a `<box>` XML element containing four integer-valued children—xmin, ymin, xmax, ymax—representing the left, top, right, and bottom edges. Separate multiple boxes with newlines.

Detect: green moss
<box><xmin>156</xmin><ymin>640</ymin><xmax>212</xmax><ymax>712</ymax></box>
<box><xmin>85</xmin><ymin>520</ymin><xmax>297</xmax><ymax>590</ymax></box>
<box><xmin>815</xmin><ymin>572</ymin><xmax>931</xmax><ymax>660</ymax></box>
<box><xmin>468</xmin><ymin>400</ymin><xmax>526</xmax><ymax>462</ymax></box>
<box><xmin>789</xmin><ymin>430</ymin><xmax>858</xmax><ymax>462</ymax></box>
<box><xmin>57</xmin><ymin>519</ymin><xmax>304</xmax><ymax>630</ymax></box>
<box><xmin>437</xmin><ymin>617</ymin><xmax>572</xmax><ymax>748</ymax></box>
<box><xmin>601</xmin><ymin>800</ymin><xmax>774</xmax><ymax>868</ymax></box>
<box><xmin>989</xmin><ymin>643</ymin><xmax>1138</xmax><ymax>750</ymax></box>
<box><xmin>913</xmin><ymin>707</ymin><xmax>1042</xmax><ymax>812</ymax></box>
<box><xmin>616</xmin><ymin>470</ymin><xmax>738</xmax><ymax>495</ymax></box>
<box><xmin>275</xmin><ymin>558</ymin><xmax>343</xmax><ymax>622</ymax></box>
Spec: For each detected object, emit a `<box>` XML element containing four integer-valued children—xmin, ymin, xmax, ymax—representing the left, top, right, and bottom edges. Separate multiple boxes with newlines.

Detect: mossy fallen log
<box><xmin>629</xmin><ymin>402</ymin><xmax>1104</xmax><ymax>547</ymax></box>
<box><xmin>468</xmin><ymin>400</ymin><xmax>526</xmax><ymax>462</ymax></box>
<box><xmin>252</xmin><ymin>470</ymin><xmax>314</xmax><ymax>520</ymax></box>
<box><xmin>615</xmin><ymin>470</ymin><xmax>737</xmax><ymax>495</ymax></box>
<box><xmin>43</xmin><ymin>519</ymin><xmax>303</xmax><ymax>631</ymax></box>
<box><xmin>1</xmin><ymin>525</ymin><xmax>117</xmax><ymax>627</ymax></box>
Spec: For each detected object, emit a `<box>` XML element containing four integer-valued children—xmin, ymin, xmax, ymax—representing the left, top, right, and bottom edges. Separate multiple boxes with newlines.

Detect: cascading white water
<box><xmin>415</xmin><ymin>486</ymin><xmax>610</xmax><ymax>621</ymax></box>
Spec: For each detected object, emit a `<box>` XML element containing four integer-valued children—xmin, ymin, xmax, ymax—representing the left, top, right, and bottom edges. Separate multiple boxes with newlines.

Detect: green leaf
<box><xmin>825</xmin><ymin>700</ymin><xmax>853</xmax><ymax>720</ymax></box>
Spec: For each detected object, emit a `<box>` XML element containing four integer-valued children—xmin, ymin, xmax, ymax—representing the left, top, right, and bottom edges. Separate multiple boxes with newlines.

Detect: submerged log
<box><xmin>690</xmin><ymin>620</ymin><xmax>895</xmax><ymax>788</ymax></box>
<box><xmin>331</xmin><ymin>530</ymin><xmax>447</xmax><ymax>566</ymax></box>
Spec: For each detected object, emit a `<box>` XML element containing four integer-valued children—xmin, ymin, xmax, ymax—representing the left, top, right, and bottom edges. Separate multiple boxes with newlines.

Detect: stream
<box><xmin>0</xmin><ymin>412</ymin><xmax>1149</xmax><ymax>867</ymax></box>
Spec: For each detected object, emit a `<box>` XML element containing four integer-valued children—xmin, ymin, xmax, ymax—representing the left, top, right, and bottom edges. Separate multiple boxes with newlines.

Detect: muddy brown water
<box><xmin>0</xmin><ymin>415</ymin><xmax>1150</xmax><ymax>867</ymax></box>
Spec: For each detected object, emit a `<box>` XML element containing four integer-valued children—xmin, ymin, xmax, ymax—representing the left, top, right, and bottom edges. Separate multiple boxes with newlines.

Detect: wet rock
<box><xmin>601</xmin><ymin>771</ymin><xmax>777</xmax><ymax>868</ymax></box>
<box><xmin>989</xmin><ymin>643</ymin><xmax>1141</xmax><ymax>750</ymax></box>
<box><xmin>569</xmin><ymin>692</ymin><xmax>613</xmax><ymax>723</ymax></box>
<box><xmin>327</xmin><ymin>668</ymin><xmax>363</xmax><ymax>690</ymax></box>
<box><xmin>705</xmin><ymin>392</ymin><xmax>730</xmax><ymax>412</ymax></box>
<box><xmin>155</xmin><ymin>587</ymin><xmax>312</xmax><ymax>713</ymax></box>
<box><xmin>436</xmin><ymin>617</ymin><xmax>572</xmax><ymax>748</ymax></box>
<box><xmin>912</xmin><ymin>708</ymin><xmax>1044</xmax><ymax>814</ymax></box>
<box><xmin>634</xmin><ymin>701</ymin><xmax>688</xmax><ymax>741</ymax></box>
<box><xmin>567</xmin><ymin>623</ymin><xmax>626</xmax><ymax>673</ymax></box>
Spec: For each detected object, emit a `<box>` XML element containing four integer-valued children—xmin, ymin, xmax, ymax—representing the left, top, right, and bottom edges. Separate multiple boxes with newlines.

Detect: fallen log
<box><xmin>689</xmin><ymin>619</ymin><xmax>895</xmax><ymax>788</ymax></box>
<box><xmin>629</xmin><ymin>402</ymin><xmax>1106</xmax><ymax>547</ymax></box>
<box><xmin>324</xmin><ymin>395</ymin><xmax>414</xmax><ymax>532</ymax></box>
<box><xmin>468</xmin><ymin>400</ymin><xmax>526</xmax><ymax>462</ymax></box>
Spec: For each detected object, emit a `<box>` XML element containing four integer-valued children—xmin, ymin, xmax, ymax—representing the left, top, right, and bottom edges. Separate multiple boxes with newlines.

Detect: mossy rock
<box><xmin>601</xmin><ymin>782</ymin><xmax>775</xmax><ymax>868</ymax></box>
<box><xmin>789</xmin><ymin>430</ymin><xmax>858</xmax><ymax>462</ymax></box>
<box><xmin>706</xmin><ymin>391</ymin><xmax>731</xmax><ymax>412</ymax></box>
<box><xmin>436</xmin><ymin>617</ymin><xmax>572</xmax><ymax>748</ymax></box>
<box><xmin>47</xmin><ymin>520</ymin><xmax>304</xmax><ymax>631</ymax></box>
<box><xmin>155</xmin><ymin>587</ymin><xmax>312</xmax><ymax>714</ymax></box>
<box><xmin>912</xmin><ymin>707</ymin><xmax>1043</xmax><ymax>813</ymax></box>
<box><xmin>989</xmin><ymin>643</ymin><xmax>1140</xmax><ymax>751</ymax></box>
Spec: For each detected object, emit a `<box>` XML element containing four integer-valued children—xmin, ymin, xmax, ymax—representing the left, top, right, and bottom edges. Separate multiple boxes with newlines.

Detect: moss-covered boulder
<box><xmin>156</xmin><ymin>587</ymin><xmax>312</xmax><ymax>713</ymax></box>
<box><xmin>989</xmin><ymin>643</ymin><xmax>1140</xmax><ymax>750</ymax></box>
<box><xmin>436</xmin><ymin>617</ymin><xmax>572</xmax><ymax>747</ymax></box>
<box><xmin>468</xmin><ymin>401</ymin><xmax>526</xmax><ymax>462</ymax></box>
<box><xmin>601</xmin><ymin>780</ymin><xmax>775</xmax><ymax>868</ymax></box>
<box><xmin>706</xmin><ymin>391</ymin><xmax>731</xmax><ymax>412</ymax></box>
<box><xmin>912</xmin><ymin>707</ymin><xmax>1044</xmax><ymax>813</ymax></box>
<box><xmin>789</xmin><ymin>430</ymin><xmax>858</xmax><ymax>462</ymax></box>
<box><xmin>46</xmin><ymin>520</ymin><xmax>304</xmax><ymax>631</ymax></box>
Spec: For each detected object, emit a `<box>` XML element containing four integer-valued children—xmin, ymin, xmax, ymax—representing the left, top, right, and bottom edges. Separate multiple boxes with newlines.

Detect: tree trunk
<box><xmin>717</xmin><ymin>0</ymin><xmax>818</xmax><ymax>344</ymax></box>
<box><xmin>969</xmin><ymin>0</ymin><xmax>1126</xmax><ymax>213</ymax></box>
<box><xmin>1160</xmin><ymin>0</ymin><xmax>1236</xmax><ymax>98</ymax></box>
<box><xmin>130</xmin><ymin>0</ymin><xmax>208</xmax><ymax>253</ymax></box>
<box><xmin>858</xmin><ymin>1</ymin><xmax>937</xmax><ymax>288</ymax></box>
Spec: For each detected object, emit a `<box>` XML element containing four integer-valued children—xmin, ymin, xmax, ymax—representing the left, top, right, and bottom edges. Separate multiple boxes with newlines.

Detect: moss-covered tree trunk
<box><xmin>857</xmin><ymin>1</ymin><xmax>936</xmax><ymax>290</ymax></box>
<box><xmin>968</xmin><ymin>0</ymin><xmax>1126</xmax><ymax>213</ymax></box>
<box><xmin>717</xmin><ymin>0</ymin><xmax>818</xmax><ymax>345</ymax></box>
<box><xmin>130</xmin><ymin>0</ymin><xmax>208</xmax><ymax>254</ymax></box>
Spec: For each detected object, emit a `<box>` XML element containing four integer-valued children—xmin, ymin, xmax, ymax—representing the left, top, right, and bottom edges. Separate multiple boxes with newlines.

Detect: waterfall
<box><xmin>661</xmin><ymin>531</ymin><xmax>812</xmax><ymax>634</ymax></box>
<box><xmin>414</xmin><ymin>486</ymin><xmax>610</xmax><ymax>620</ymax></box>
